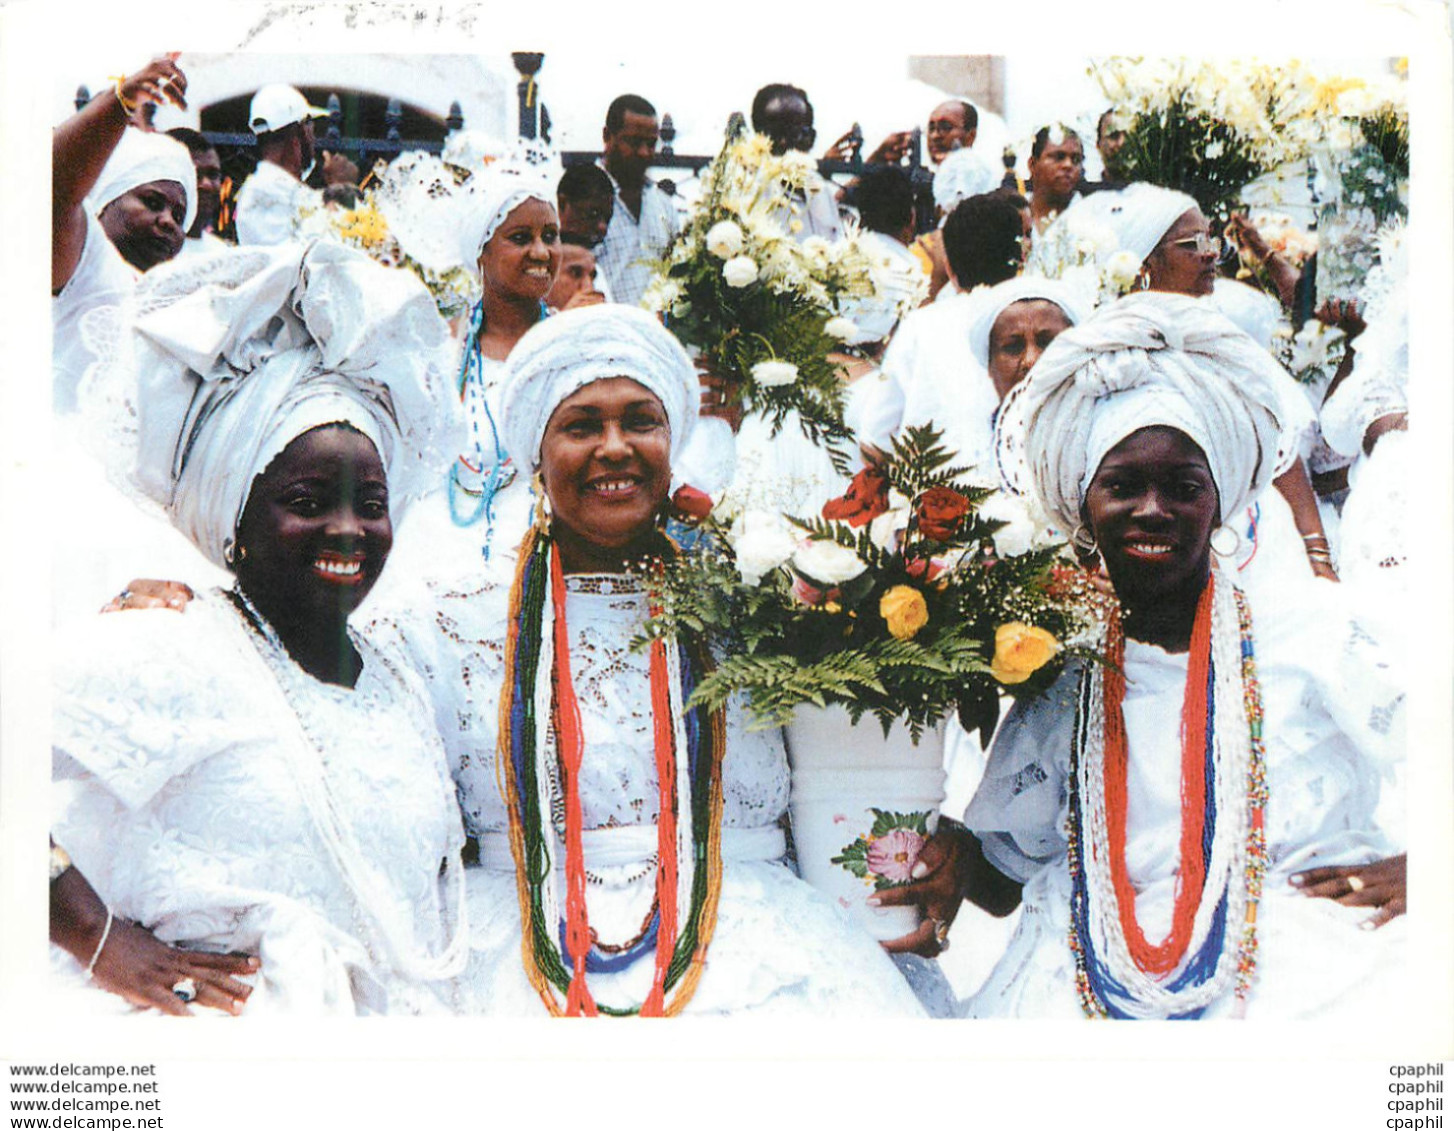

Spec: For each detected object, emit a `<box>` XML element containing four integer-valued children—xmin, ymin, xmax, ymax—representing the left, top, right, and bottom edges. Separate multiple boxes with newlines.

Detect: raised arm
<box><xmin>53</xmin><ymin>54</ymin><xmax>188</xmax><ymax>293</ymax></box>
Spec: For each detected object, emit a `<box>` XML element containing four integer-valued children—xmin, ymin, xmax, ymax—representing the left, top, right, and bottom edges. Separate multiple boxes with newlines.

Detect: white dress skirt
<box><xmin>381</xmin><ymin>563</ymin><xmax>927</xmax><ymax>1017</ymax></box>
<box><xmin>51</xmin><ymin>592</ymin><xmax>469</xmax><ymax>1016</ymax></box>
<box><xmin>960</xmin><ymin>578</ymin><xmax>1406</xmax><ymax>1019</ymax></box>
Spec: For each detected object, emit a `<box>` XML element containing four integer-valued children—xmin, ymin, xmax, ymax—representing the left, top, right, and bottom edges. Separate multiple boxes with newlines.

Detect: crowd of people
<box><xmin>47</xmin><ymin>51</ymin><xmax>1410</xmax><ymax>1021</ymax></box>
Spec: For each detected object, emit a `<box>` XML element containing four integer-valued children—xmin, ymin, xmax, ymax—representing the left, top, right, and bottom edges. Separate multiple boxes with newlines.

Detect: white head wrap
<box><xmin>88</xmin><ymin>128</ymin><xmax>198</xmax><ymax>235</ymax></box>
<box><xmin>1098</xmin><ymin>183</ymin><xmax>1200</xmax><ymax>264</ymax></box>
<box><xmin>459</xmin><ymin>143</ymin><xmax>561</xmax><ymax>269</ymax></box>
<box><xmin>371</xmin><ymin>142</ymin><xmax>560</xmax><ymax>275</ymax></box>
<box><xmin>994</xmin><ymin>291</ymin><xmax>1293</xmax><ymax>532</ymax></box>
<box><xmin>498</xmin><ymin>305</ymin><xmax>697</xmax><ymax>474</ymax></box>
<box><xmin>932</xmin><ymin>147</ymin><xmax>1002</xmax><ymax>214</ymax></box>
<box><xmin>121</xmin><ymin>240</ymin><xmax>462</xmax><ymax>568</ymax></box>
<box><xmin>968</xmin><ymin>277</ymin><xmax>1088</xmax><ymax>369</ymax></box>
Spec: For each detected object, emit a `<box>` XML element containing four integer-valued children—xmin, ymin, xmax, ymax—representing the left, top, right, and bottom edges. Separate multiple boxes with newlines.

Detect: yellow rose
<box><xmin>880</xmin><ymin>585</ymin><xmax>930</xmax><ymax>641</ymax></box>
<box><xmin>990</xmin><ymin>623</ymin><xmax>1060</xmax><ymax>685</ymax></box>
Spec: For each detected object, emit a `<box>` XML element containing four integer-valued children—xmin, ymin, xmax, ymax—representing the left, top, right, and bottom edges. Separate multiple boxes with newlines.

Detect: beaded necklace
<box><xmin>497</xmin><ymin>524</ymin><xmax>725</xmax><ymax>1016</ymax></box>
<box><xmin>448</xmin><ymin>300</ymin><xmax>550</xmax><ymax>557</ymax></box>
<box><xmin>1066</xmin><ymin>570</ymin><xmax>1268</xmax><ymax>1019</ymax></box>
<box><xmin>226</xmin><ymin>587</ymin><xmax>470</xmax><ymax>987</ymax></box>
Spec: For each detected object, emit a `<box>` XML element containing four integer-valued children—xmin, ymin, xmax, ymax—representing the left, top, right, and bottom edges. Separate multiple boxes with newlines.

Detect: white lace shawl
<box><xmin>52</xmin><ymin>591</ymin><xmax>468</xmax><ymax>1015</ymax></box>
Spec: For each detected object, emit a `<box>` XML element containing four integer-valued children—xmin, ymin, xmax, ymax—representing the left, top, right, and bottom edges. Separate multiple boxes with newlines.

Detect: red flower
<box><xmin>822</xmin><ymin>468</ymin><xmax>890</xmax><ymax>528</ymax></box>
<box><xmin>914</xmin><ymin>487</ymin><xmax>971</xmax><ymax>541</ymax></box>
<box><xmin>672</xmin><ymin>485</ymin><xmax>714</xmax><ymax>523</ymax></box>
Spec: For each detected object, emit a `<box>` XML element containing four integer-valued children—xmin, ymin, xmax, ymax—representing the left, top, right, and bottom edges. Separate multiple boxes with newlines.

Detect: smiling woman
<box><xmin>49</xmin><ymin>241</ymin><xmax>471</xmax><ymax>1016</ymax></box>
<box><xmin>376</xmin><ymin>304</ymin><xmax>926</xmax><ymax>1017</ymax></box>
<box><xmin>884</xmin><ymin>293</ymin><xmax>1408</xmax><ymax>1020</ymax></box>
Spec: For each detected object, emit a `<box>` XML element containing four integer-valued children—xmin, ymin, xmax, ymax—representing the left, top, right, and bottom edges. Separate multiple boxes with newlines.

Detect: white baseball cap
<box><xmin>248</xmin><ymin>84</ymin><xmax>329</xmax><ymax>134</ymax></box>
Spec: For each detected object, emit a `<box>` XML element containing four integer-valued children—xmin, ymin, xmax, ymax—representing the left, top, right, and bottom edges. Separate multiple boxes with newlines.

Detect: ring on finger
<box><xmin>1347</xmin><ymin>875</ymin><xmax>1366</xmax><ymax>894</ymax></box>
<box><xmin>172</xmin><ymin>977</ymin><xmax>197</xmax><ymax>1003</ymax></box>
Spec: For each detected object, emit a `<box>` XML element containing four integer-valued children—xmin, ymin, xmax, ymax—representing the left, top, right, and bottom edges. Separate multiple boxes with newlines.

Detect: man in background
<box><xmin>164</xmin><ymin>126</ymin><xmax>228</xmax><ymax>256</ymax></box>
<box><xmin>232</xmin><ymin>83</ymin><xmax>328</xmax><ymax>245</ymax></box>
<box><xmin>595</xmin><ymin>94</ymin><xmax>678</xmax><ymax>306</ymax></box>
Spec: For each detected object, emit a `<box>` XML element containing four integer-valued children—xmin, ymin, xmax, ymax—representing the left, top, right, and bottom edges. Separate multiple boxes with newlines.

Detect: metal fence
<box><xmin>78</xmin><ymin>51</ymin><xmax>1016</xmax><ymax>235</ymax></box>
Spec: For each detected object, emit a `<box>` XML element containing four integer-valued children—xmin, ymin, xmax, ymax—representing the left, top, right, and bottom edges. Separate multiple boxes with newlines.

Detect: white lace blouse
<box><xmin>52</xmin><ymin>591</ymin><xmax>468</xmax><ymax>1016</ymax></box>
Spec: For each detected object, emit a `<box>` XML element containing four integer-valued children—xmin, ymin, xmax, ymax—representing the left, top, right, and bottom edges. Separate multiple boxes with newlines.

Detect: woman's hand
<box><xmin>91</xmin><ymin>919</ymin><xmax>260</xmax><ymax>1016</ymax></box>
<box><xmin>101</xmin><ymin>579</ymin><xmax>194</xmax><ymax>613</ymax></box>
<box><xmin>697</xmin><ymin>368</ymin><xmax>743</xmax><ymax>434</ymax></box>
<box><xmin>52</xmin><ymin>866</ymin><xmax>257</xmax><ymax>1015</ymax></box>
<box><xmin>869</xmin><ymin>822</ymin><xmax>976</xmax><ymax>958</ymax></box>
<box><xmin>1315</xmin><ymin>297</ymin><xmax>1367</xmax><ymax>342</ymax></box>
<box><xmin>118</xmin><ymin>54</ymin><xmax>189</xmax><ymax>116</ymax></box>
<box><xmin>1290</xmin><ymin>853</ymin><xmax>1406</xmax><ymax>929</ymax></box>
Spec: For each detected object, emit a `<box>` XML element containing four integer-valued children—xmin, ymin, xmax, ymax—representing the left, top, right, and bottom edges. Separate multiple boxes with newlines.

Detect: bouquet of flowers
<box><xmin>643</xmin><ymin>127</ymin><xmax>913</xmax><ymax>460</ymax></box>
<box><xmin>1090</xmin><ymin>57</ymin><xmax>1318</xmax><ymax>221</ymax></box>
<box><xmin>1271</xmin><ymin>318</ymin><xmax>1347</xmax><ymax>387</ymax></box>
<box><xmin>642</xmin><ymin>427</ymin><xmax>1097</xmax><ymax>742</ymax></box>
<box><xmin>1026</xmin><ymin>200</ymin><xmax>1145</xmax><ymax>311</ymax></box>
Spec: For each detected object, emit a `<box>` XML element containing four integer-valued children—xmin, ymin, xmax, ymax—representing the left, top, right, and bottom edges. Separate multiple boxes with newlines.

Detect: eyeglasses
<box><xmin>1167</xmin><ymin>233</ymin><xmax>1222</xmax><ymax>256</ymax></box>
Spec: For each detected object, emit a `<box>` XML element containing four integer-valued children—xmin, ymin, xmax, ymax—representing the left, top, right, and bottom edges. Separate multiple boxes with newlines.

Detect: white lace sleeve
<box><xmin>963</xmin><ymin>665</ymin><xmax>1080</xmax><ymax>884</ymax></box>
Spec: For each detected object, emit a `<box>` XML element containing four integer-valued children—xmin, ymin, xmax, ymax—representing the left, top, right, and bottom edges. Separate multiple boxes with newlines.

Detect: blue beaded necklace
<box><xmin>449</xmin><ymin>299</ymin><xmax>551</xmax><ymax>559</ymax></box>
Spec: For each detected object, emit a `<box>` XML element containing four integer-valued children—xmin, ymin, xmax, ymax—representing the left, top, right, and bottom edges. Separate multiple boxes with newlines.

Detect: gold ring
<box><xmin>1347</xmin><ymin>875</ymin><xmax>1366</xmax><ymax>894</ymax></box>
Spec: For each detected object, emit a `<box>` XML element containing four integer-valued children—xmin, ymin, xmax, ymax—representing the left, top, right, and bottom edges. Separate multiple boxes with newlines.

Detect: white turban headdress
<box><xmin>372</xmin><ymin>141</ymin><xmax>560</xmax><ymax>276</ymax></box>
<box><xmin>89</xmin><ymin>127</ymin><xmax>198</xmax><ymax>235</ymax></box>
<box><xmin>498</xmin><ymin>305</ymin><xmax>697</xmax><ymax>474</ymax></box>
<box><xmin>968</xmin><ymin>277</ymin><xmax>1089</xmax><ymax>370</ymax></box>
<box><xmin>116</xmin><ymin>240</ymin><xmax>462</xmax><ymax>569</ymax></box>
<box><xmin>994</xmin><ymin>291</ymin><xmax>1295</xmax><ymax>533</ymax></box>
<box><xmin>1098</xmin><ymin>183</ymin><xmax>1200</xmax><ymax>264</ymax></box>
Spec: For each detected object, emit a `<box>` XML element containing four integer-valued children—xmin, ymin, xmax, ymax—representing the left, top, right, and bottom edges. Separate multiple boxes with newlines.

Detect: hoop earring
<box><xmin>223</xmin><ymin>539</ymin><xmax>247</xmax><ymax>567</ymax></box>
<box><xmin>1209</xmin><ymin>524</ymin><xmax>1241</xmax><ymax>558</ymax></box>
<box><xmin>1070</xmin><ymin>523</ymin><xmax>1099</xmax><ymax>558</ymax></box>
<box><xmin>1137</xmin><ymin>272</ymin><xmax>1151</xmax><ymax>291</ymax></box>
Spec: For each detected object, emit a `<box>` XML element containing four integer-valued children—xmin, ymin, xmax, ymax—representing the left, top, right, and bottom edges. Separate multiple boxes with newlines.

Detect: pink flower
<box><xmin>865</xmin><ymin>827</ymin><xmax>926</xmax><ymax>884</ymax></box>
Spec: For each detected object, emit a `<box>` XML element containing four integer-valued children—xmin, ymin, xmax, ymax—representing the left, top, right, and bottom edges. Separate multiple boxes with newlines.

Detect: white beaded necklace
<box><xmin>227</xmin><ymin>587</ymin><xmax>470</xmax><ymax>987</ymax></box>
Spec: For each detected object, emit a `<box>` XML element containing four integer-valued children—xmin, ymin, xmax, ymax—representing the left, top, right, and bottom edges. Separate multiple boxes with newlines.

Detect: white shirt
<box><xmin>594</xmin><ymin>162</ymin><xmax>680</xmax><ymax>308</ymax></box>
<box><xmin>52</xmin><ymin>207</ymin><xmax>137</xmax><ymax>415</ymax></box>
<box><xmin>845</xmin><ymin>288</ymin><xmax>1000</xmax><ymax>479</ymax></box>
<box><xmin>234</xmin><ymin>160</ymin><xmax>322</xmax><ymax>247</ymax></box>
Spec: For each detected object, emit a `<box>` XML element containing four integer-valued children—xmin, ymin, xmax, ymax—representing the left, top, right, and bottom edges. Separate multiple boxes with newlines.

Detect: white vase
<box><xmin>784</xmin><ymin>705</ymin><xmax>948</xmax><ymax>942</ymax></box>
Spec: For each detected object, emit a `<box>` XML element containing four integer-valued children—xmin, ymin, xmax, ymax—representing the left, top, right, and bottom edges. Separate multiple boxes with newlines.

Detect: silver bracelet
<box><xmin>85</xmin><ymin>908</ymin><xmax>115</xmax><ymax>980</ymax></box>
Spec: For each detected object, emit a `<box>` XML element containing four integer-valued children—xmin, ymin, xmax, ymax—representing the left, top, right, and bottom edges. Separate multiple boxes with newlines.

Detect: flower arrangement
<box><xmin>643</xmin><ymin>127</ymin><xmax>914</xmax><ymax>459</ymax></box>
<box><xmin>641</xmin><ymin>427</ymin><xmax>1097</xmax><ymax>742</ymax></box>
<box><xmin>1271</xmin><ymin>318</ymin><xmax>1347</xmax><ymax>387</ymax></box>
<box><xmin>1026</xmin><ymin>205</ymin><xmax>1142</xmax><ymax>311</ymax></box>
<box><xmin>1090</xmin><ymin>57</ymin><xmax>1321</xmax><ymax>221</ymax></box>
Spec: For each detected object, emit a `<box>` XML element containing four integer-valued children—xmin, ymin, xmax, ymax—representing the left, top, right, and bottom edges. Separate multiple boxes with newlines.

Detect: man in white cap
<box><xmin>232</xmin><ymin>83</ymin><xmax>329</xmax><ymax>246</ymax></box>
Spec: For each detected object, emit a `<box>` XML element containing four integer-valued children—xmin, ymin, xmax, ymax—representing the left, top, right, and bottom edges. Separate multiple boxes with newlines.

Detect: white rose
<box><xmin>751</xmin><ymin>359</ymin><xmax>799</xmax><ymax>388</ymax></box>
<box><xmin>728</xmin><ymin>512</ymin><xmax>798</xmax><ymax>586</ymax></box>
<box><xmin>823</xmin><ymin>316</ymin><xmax>859</xmax><ymax>341</ymax></box>
<box><xmin>792</xmin><ymin>539</ymin><xmax>868</xmax><ymax>585</ymax></box>
<box><xmin>722</xmin><ymin>255</ymin><xmax>759</xmax><ymax>288</ymax></box>
<box><xmin>1105</xmin><ymin>250</ymin><xmax>1143</xmax><ymax>290</ymax></box>
<box><xmin>705</xmin><ymin>220</ymin><xmax>745</xmax><ymax>259</ymax></box>
<box><xmin>978</xmin><ymin>491</ymin><xmax>1055</xmax><ymax>558</ymax></box>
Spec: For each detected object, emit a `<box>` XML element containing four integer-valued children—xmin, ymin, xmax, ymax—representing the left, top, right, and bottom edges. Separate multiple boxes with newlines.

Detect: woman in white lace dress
<box><xmin>377</xmin><ymin>304</ymin><xmax>925</xmax><ymax>1016</ymax></box>
<box><xmin>881</xmin><ymin>294</ymin><xmax>1405</xmax><ymax>1019</ymax></box>
<box><xmin>50</xmin><ymin>241</ymin><xmax>471</xmax><ymax>1016</ymax></box>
